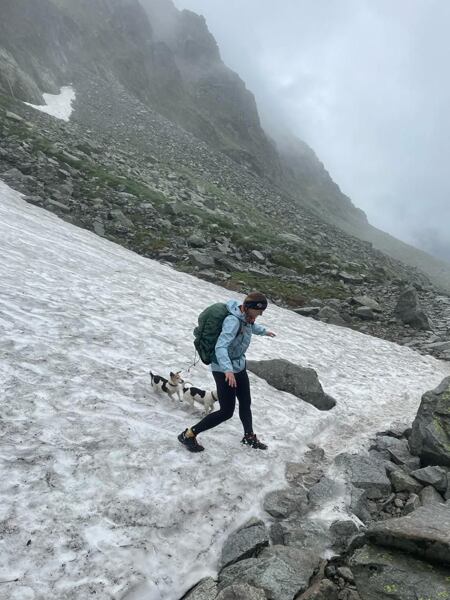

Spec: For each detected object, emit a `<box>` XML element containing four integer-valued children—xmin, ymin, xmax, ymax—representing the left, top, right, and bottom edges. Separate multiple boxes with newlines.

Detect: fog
<box><xmin>173</xmin><ymin>0</ymin><xmax>450</xmax><ymax>263</ymax></box>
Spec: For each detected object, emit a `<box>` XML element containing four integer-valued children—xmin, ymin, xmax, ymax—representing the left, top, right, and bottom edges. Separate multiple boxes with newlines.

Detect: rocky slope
<box><xmin>2</xmin><ymin>0</ymin><xmax>450</xmax><ymax>293</ymax></box>
<box><xmin>183</xmin><ymin>374</ymin><xmax>450</xmax><ymax>600</ymax></box>
<box><xmin>1</xmin><ymin>80</ymin><xmax>450</xmax><ymax>361</ymax></box>
<box><xmin>1</xmin><ymin>0</ymin><xmax>450</xmax><ymax>360</ymax></box>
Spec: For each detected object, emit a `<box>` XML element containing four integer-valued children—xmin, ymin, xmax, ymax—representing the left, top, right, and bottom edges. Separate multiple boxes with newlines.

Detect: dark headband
<box><xmin>244</xmin><ymin>300</ymin><xmax>267</xmax><ymax>310</ymax></box>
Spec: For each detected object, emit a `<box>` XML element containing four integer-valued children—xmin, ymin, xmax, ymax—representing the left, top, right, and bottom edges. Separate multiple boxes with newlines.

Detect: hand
<box><xmin>266</xmin><ymin>331</ymin><xmax>276</xmax><ymax>337</ymax></box>
<box><xmin>225</xmin><ymin>371</ymin><xmax>237</xmax><ymax>387</ymax></box>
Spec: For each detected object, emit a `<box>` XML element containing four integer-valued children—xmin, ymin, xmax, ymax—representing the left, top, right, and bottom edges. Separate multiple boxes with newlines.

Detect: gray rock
<box><xmin>309</xmin><ymin>298</ymin><xmax>324</xmax><ymax>307</ymax></box>
<box><xmin>419</xmin><ymin>485</ymin><xmax>445</xmax><ymax>506</ymax></box>
<box><xmin>389</xmin><ymin>469</ymin><xmax>423</xmax><ymax>494</ymax></box>
<box><xmin>422</xmin><ymin>340</ymin><xmax>450</xmax><ymax>352</ymax></box>
<box><xmin>279</xmin><ymin>232</ymin><xmax>303</xmax><ymax>244</ymax></box>
<box><xmin>93</xmin><ymin>220</ymin><xmax>105</xmax><ymax>236</ymax></box>
<box><xmin>367</xmin><ymin>503</ymin><xmax>450</xmax><ymax>566</ymax></box>
<box><xmin>46</xmin><ymin>198</ymin><xmax>71</xmax><ymax>211</ymax></box>
<box><xmin>5</xmin><ymin>110</ymin><xmax>23</xmax><ymax>122</ymax></box>
<box><xmin>329</xmin><ymin>519</ymin><xmax>360</xmax><ymax>553</ymax></box>
<box><xmin>183</xmin><ymin>577</ymin><xmax>218</xmax><ymax>600</ymax></box>
<box><xmin>297</xmin><ymin>578</ymin><xmax>339</xmax><ymax>600</ymax></box>
<box><xmin>284</xmin><ymin>461</ymin><xmax>324</xmax><ymax>490</ymax></box>
<box><xmin>293</xmin><ymin>306</ymin><xmax>320</xmax><ymax>316</ymax></box>
<box><xmin>338</xmin><ymin>271</ymin><xmax>364</xmax><ymax>284</ymax></box>
<box><xmin>263</xmin><ymin>487</ymin><xmax>309</xmax><ymax>519</ymax></box>
<box><xmin>354</xmin><ymin>306</ymin><xmax>375</xmax><ymax>320</ymax></box>
<box><xmin>220</xmin><ymin>518</ymin><xmax>269</xmax><ymax>570</ymax></box>
<box><xmin>403</xmin><ymin>493</ymin><xmax>421</xmax><ymax>514</ymax></box>
<box><xmin>350</xmin><ymin>544</ymin><xmax>450</xmax><ymax>600</ymax></box>
<box><xmin>375</xmin><ymin>422</ymin><xmax>412</xmax><ymax>439</ymax></box>
<box><xmin>337</xmin><ymin>567</ymin><xmax>354</xmax><ymax>582</ymax></box>
<box><xmin>270</xmin><ymin>517</ymin><xmax>331</xmax><ymax>558</ymax></box>
<box><xmin>109</xmin><ymin>208</ymin><xmax>135</xmax><ymax>230</ymax></box>
<box><xmin>189</xmin><ymin>250</ymin><xmax>216</xmax><ymax>269</ymax></box>
<box><xmin>23</xmin><ymin>195</ymin><xmax>44</xmax><ymax>206</ymax></box>
<box><xmin>308</xmin><ymin>476</ymin><xmax>342</xmax><ymax>509</ymax></box>
<box><xmin>251</xmin><ymin>250</ymin><xmax>265</xmax><ymax>263</ymax></box>
<box><xmin>214</xmin><ymin>255</ymin><xmax>241</xmax><ymax>272</ymax></box>
<box><xmin>409</xmin><ymin>376</ymin><xmax>450</xmax><ymax>467</ymax></box>
<box><xmin>351</xmin><ymin>295</ymin><xmax>382</xmax><ymax>311</ymax></box>
<box><xmin>216</xmin><ymin>583</ymin><xmax>266</xmax><ymax>600</ymax></box>
<box><xmin>188</xmin><ymin>233</ymin><xmax>206</xmax><ymax>248</ymax></box>
<box><xmin>317</xmin><ymin>306</ymin><xmax>347</xmax><ymax>327</ymax></box>
<box><xmin>335</xmin><ymin>453</ymin><xmax>391</xmax><ymax>499</ymax></box>
<box><xmin>394</xmin><ymin>286</ymin><xmax>432</xmax><ymax>330</ymax></box>
<box><xmin>410</xmin><ymin>466</ymin><xmax>448</xmax><ymax>493</ymax></box>
<box><xmin>1</xmin><ymin>167</ymin><xmax>33</xmax><ymax>185</ymax></box>
<box><xmin>348</xmin><ymin>485</ymin><xmax>374</xmax><ymax>523</ymax></box>
<box><xmin>373</xmin><ymin>435</ymin><xmax>420</xmax><ymax>470</ymax></box>
<box><xmin>61</xmin><ymin>150</ymin><xmax>82</xmax><ymax>165</ymax></box>
<box><xmin>218</xmin><ymin>545</ymin><xmax>314</xmax><ymax>600</ymax></box>
<box><xmin>246</xmin><ymin>359</ymin><xmax>336</xmax><ymax>411</ymax></box>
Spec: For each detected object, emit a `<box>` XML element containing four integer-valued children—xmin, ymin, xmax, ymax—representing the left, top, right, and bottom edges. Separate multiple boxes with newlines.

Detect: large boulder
<box><xmin>373</xmin><ymin>435</ymin><xmax>420</xmax><ymax>470</ymax></box>
<box><xmin>335</xmin><ymin>453</ymin><xmax>391</xmax><ymax>500</ymax></box>
<box><xmin>350</xmin><ymin>544</ymin><xmax>450</xmax><ymax>600</ymax></box>
<box><xmin>394</xmin><ymin>286</ymin><xmax>431</xmax><ymax>330</ymax></box>
<box><xmin>218</xmin><ymin>545</ymin><xmax>317</xmax><ymax>600</ymax></box>
<box><xmin>216</xmin><ymin>583</ymin><xmax>266</xmax><ymax>600</ymax></box>
<box><xmin>409</xmin><ymin>376</ymin><xmax>450</xmax><ymax>467</ymax></box>
<box><xmin>263</xmin><ymin>488</ymin><xmax>309</xmax><ymax>519</ymax></box>
<box><xmin>182</xmin><ymin>577</ymin><xmax>218</xmax><ymax>600</ymax></box>
<box><xmin>366</xmin><ymin>503</ymin><xmax>450</xmax><ymax>566</ymax></box>
<box><xmin>246</xmin><ymin>359</ymin><xmax>336</xmax><ymax>411</ymax></box>
<box><xmin>220</xmin><ymin>518</ymin><xmax>269</xmax><ymax>569</ymax></box>
<box><xmin>410</xmin><ymin>466</ymin><xmax>448</xmax><ymax>494</ymax></box>
<box><xmin>317</xmin><ymin>306</ymin><xmax>348</xmax><ymax>327</ymax></box>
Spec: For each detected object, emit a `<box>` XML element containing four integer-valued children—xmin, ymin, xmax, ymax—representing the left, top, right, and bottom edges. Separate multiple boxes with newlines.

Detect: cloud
<box><xmin>173</xmin><ymin>0</ymin><xmax>450</xmax><ymax>263</ymax></box>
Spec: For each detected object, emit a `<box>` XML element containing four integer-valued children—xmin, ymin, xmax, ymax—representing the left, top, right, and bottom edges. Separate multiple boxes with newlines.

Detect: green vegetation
<box><xmin>0</xmin><ymin>94</ymin><xmax>14</xmax><ymax>110</ymax></box>
<box><xmin>271</xmin><ymin>252</ymin><xmax>306</xmax><ymax>273</ymax></box>
<box><xmin>383</xmin><ymin>584</ymin><xmax>398</xmax><ymax>594</ymax></box>
<box><xmin>132</xmin><ymin>233</ymin><xmax>168</xmax><ymax>252</ymax></box>
<box><xmin>227</xmin><ymin>271</ymin><xmax>347</xmax><ymax>306</ymax></box>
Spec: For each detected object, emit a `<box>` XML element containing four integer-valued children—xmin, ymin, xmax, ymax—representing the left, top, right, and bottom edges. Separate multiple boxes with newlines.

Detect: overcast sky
<box><xmin>173</xmin><ymin>0</ymin><xmax>450</xmax><ymax>263</ymax></box>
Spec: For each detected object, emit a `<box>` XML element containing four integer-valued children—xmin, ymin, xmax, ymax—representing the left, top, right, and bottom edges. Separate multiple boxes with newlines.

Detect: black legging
<box><xmin>191</xmin><ymin>370</ymin><xmax>253</xmax><ymax>435</ymax></box>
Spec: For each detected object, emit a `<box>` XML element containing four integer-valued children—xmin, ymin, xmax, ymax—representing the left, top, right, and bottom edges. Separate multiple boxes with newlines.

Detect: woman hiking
<box><xmin>178</xmin><ymin>292</ymin><xmax>276</xmax><ymax>453</ymax></box>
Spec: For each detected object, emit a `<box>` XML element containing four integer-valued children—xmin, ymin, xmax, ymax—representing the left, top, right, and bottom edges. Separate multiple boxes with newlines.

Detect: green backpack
<box><xmin>193</xmin><ymin>303</ymin><xmax>231</xmax><ymax>365</ymax></box>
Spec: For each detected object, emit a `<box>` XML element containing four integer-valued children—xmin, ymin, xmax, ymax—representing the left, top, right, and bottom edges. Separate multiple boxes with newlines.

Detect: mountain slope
<box><xmin>1</xmin><ymin>179</ymin><xmax>449</xmax><ymax>599</ymax></box>
<box><xmin>0</xmin><ymin>0</ymin><xmax>365</xmax><ymax>216</ymax></box>
<box><xmin>1</xmin><ymin>0</ymin><xmax>450</xmax><ymax>292</ymax></box>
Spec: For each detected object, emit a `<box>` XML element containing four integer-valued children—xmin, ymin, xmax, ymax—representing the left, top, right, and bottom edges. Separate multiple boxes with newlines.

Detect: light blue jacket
<box><xmin>211</xmin><ymin>299</ymin><xmax>267</xmax><ymax>373</ymax></box>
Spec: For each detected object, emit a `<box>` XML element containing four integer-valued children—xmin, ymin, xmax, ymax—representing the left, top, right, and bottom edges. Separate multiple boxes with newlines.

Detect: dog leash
<box><xmin>185</xmin><ymin>348</ymin><xmax>201</xmax><ymax>374</ymax></box>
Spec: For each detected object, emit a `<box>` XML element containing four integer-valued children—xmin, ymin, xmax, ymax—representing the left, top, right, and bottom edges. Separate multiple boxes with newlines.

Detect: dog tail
<box><xmin>149</xmin><ymin>371</ymin><xmax>154</xmax><ymax>384</ymax></box>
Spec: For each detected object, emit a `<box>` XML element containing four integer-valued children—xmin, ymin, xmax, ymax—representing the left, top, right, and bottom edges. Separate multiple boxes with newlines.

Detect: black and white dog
<box><xmin>182</xmin><ymin>385</ymin><xmax>218</xmax><ymax>415</ymax></box>
<box><xmin>150</xmin><ymin>371</ymin><xmax>184</xmax><ymax>402</ymax></box>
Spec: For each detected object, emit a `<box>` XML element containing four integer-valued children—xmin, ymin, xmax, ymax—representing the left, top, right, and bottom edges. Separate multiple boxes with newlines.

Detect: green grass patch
<box><xmin>228</xmin><ymin>272</ymin><xmax>306</xmax><ymax>306</ymax></box>
<box><xmin>271</xmin><ymin>252</ymin><xmax>305</xmax><ymax>273</ymax></box>
<box><xmin>228</xmin><ymin>271</ymin><xmax>348</xmax><ymax>306</ymax></box>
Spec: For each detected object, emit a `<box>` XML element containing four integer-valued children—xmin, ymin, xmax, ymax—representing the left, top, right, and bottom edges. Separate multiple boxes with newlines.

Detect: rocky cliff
<box><xmin>0</xmin><ymin>0</ymin><xmax>366</xmax><ymax>219</ymax></box>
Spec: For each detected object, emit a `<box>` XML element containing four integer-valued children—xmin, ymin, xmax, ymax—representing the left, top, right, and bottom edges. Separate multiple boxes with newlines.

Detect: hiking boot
<box><xmin>178</xmin><ymin>429</ymin><xmax>204</xmax><ymax>452</ymax></box>
<box><xmin>241</xmin><ymin>433</ymin><xmax>267</xmax><ymax>450</ymax></box>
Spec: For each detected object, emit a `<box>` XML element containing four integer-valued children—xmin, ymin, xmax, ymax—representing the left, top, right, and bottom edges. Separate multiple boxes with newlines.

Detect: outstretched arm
<box><xmin>251</xmin><ymin>323</ymin><xmax>276</xmax><ymax>337</ymax></box>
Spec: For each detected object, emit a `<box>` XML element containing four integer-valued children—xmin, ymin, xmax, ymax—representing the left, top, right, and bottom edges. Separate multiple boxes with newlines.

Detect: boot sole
<box><xmin>178</xmin><ymin>433</ymin><xmax>204</xmax><ymax>452</ymax></box>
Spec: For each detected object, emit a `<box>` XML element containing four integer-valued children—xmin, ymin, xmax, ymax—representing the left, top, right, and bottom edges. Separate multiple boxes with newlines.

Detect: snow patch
<box><xmin>24</xmin><ymin>86</ymin><xmax>75</xmax><ymax>121</ymax></box>
<box><xmin>0</xmin><ymin>179</ymin><xmax>448</xmax><ymax>599</ymax></box>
